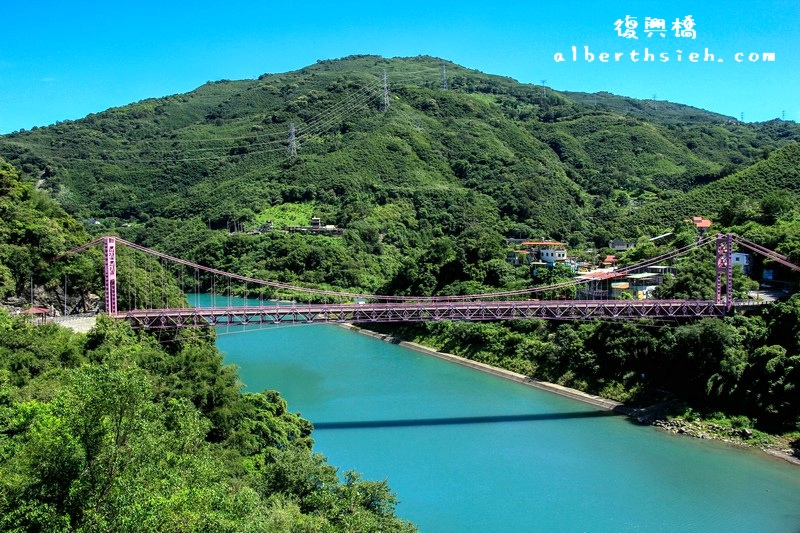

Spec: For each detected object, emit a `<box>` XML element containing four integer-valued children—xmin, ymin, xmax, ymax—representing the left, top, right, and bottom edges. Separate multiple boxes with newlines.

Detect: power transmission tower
<box><xmin>381</xmin><ymin>69</ymin><xmax>390</xmax><ymax>111</ymax></box>
<box><xmin>441</xmin><ymin>64</ymin><xmax>448</xmax><ymax>90</ymax></box>
<box><xmin>288</xmin><ymin>123</ymin><xmax>297</xmax><ymax>158</ymax></box>
<box><xmin>540</xmin><ymin>80</ymin><xmax>547</xmax><ymax>97</ymax></box>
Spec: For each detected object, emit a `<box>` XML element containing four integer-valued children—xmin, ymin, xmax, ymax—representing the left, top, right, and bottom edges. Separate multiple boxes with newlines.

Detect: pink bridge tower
<box><xmin>715</xmin><ymin>233</ymin><xmax>734</xmax><ymax>312</ymax></box>
<box><xmin>103</xmin><ymin>236</ymin><xmax>118</xmax><ymax>315</ymax></box>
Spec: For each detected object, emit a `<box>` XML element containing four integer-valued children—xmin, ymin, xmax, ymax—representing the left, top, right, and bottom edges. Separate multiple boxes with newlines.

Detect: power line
<box><xmin>7</xmin><ymin>82</ymin><xmax>382</xmax><ymax>165</ymax></box>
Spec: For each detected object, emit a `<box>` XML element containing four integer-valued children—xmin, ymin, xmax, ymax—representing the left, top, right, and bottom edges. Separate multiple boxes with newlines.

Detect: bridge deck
<box><xmin>118</xmin><ymin>299</ymin><xmax>729</xmax><ymax>329</ymax></box>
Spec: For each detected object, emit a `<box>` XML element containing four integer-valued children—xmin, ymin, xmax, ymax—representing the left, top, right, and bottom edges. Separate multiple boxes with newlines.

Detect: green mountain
<box><xmin>1</xmin><ymin>54</ymin><xmax>798</xmax><ymax>294</ymax></box>
<box><xmin>2</xmin><ymin>55</ymin><xmax>800</xmax><ymax>451</ymax></box>
<box><xmin>0</xmin><ymin>158</ymin><xmax>96</xmax><ymax>303</ymax></box>
<box><xmin>628</xmin><ymin>142</ymin><xmax>800</xmax><ymax>231</ymax></box>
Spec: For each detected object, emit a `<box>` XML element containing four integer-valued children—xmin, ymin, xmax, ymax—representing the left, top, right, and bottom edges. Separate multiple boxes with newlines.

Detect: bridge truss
<box><xmin>120</xmin><ymin>299</ymin><xmax>728</xmax><ymax>329</ymax></box>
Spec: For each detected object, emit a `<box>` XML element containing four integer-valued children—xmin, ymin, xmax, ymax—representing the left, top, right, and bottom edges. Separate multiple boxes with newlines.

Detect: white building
<box><xmin>539</xmin><ymin>248</ymin><xmax>568</xmax><ymax>265</ymax></box>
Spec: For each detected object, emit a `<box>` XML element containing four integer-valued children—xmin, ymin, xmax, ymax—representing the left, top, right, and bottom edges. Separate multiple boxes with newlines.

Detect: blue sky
<box><xmin>1</xmin><ymin>1</ymin><xmax>798</xmax><ymax>133</ymax></box>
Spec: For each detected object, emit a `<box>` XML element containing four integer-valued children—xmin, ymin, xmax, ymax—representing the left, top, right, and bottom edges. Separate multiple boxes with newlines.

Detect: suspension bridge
<box><xmin>59</xmin><ymin>233</ymin><xmax>799</xmax><ymax>330</ymax></box>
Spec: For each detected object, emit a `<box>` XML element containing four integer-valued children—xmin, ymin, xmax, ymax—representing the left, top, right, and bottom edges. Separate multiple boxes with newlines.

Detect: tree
<box><xmin>0</xmin><ymin>313</ymin><xmax>417</xmax><ymax>531</ymax></box>
<box><xmin>0</xmin><ymin>363</ymin><xmax>225</xmax><ymax>531</ymax></box>
<box><xmin>746</xmin><ymin>345</ymin><xmax>800</xmax><ymax>431</ymax></box>
<box><xmin>760</xmin><ymin>191</ymin><xmax>794</xmax><ymax>224</ymax></box>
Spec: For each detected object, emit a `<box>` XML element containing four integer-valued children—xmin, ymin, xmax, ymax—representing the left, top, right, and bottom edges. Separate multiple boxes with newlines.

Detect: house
<box><xmin>575</xmin><ymin>270</ymin><xmax>625</xmax><ymax>299</ymax></box>
<box><xmin>646</xmin><ymin>265</ymin><xmax>676</xmax><ymax>285</ymax></box>
<box><xmin>539</xmin><ymin>248</ymin><xmax>568</xmax><ymax>265</ymax></box>
<box><xmin>507</xmin><ymin>250</ymin><xmax>534</xmax><ymax>266</ymax></box>
<box><xmin>624</xmin><ymin>272</ymin><xmax>661</xmax><ymax>299</ymax></box>
<box><xmin>516</xmin><ymin>240</ymin><xmax>569</xmax><ymax>267</ymax></box>
<box><xmin>609</xmin><ymin>239</ymin><xmax>637</xmax><ymax>251</ymax></box>
<box><xmin>601</xmin><ymin>255</ymin><xmax>617</xmax><ymax>268</ymax></box>
<box><xmin>611</xmin><ymin>281</ymin><xmax>630</xmax><ymax>298</ymax></box>
<box><xmin>691</xmin><ymin>216</ymin><xmax>712</xmax><ymax>235</ymax></box>
<box><xmin>732</xmin><ymin>252</ymin><xmax>751</xmax><ymax>274</ymax></box>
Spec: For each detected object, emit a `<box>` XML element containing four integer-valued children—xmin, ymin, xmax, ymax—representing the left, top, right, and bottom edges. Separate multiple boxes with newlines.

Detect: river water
<box><xmin>204</xmin><ymin>298</ymin><xmax>800</xmax><ymax>532</ymax></box>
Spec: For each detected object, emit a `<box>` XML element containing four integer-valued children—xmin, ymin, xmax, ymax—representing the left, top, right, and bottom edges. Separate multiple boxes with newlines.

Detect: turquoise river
<box><xmin>205</xmin><ymin>299</ymin><xmax>800</xmax><ymax>532</ymax></box>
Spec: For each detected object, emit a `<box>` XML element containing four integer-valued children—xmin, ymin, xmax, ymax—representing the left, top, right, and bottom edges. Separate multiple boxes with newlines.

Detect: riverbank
<box><xmin>341</xmin><ymin>323</ymin><xmax>800</xmax><ymax>467</ymax></box>
<box><xmin>651</xmin><ymin>416</ymin><xmax>800</xmax><ymax>466</ymax></box>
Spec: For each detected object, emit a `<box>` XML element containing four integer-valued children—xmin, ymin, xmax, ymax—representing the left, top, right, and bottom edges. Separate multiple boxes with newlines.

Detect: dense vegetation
<box><xmin>0</xmin><ymin>159</ymin><xmax>95</xmax><ymax>303</ymax></box>
<box><xmin>1</xmin><ymin>54</ymin><xmax>799</xmax><ymax>523</ymax></box>
<box><xmin>0</xmin><ymin>313</ymin><xmax>415</xmax><ymax>531</ymax></box>
<box><xmin>2</xmin><ymin>55</ymin><xmax>799</xmax><ymax>294</ymax></box>
<box><xmin>0</xmin><ymin>157</ymin><xmax>414</xmax><ymax>530</ymax></box>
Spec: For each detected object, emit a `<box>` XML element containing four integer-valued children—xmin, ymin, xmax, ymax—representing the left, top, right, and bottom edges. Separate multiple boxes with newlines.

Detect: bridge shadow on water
<box><xmin>312</xmin><ymin>410</ymin><xmax>618</xmax><ymax>430</ymax></box>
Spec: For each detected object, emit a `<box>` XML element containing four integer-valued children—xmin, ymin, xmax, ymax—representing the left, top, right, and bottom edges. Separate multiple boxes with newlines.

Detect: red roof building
<box><xmin>691</xmin><ymin>216</ymin><xmax>712</xmax><ymax>234</ymax></box>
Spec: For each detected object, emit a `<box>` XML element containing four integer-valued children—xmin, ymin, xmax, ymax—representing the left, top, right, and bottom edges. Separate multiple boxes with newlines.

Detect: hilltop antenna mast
<box><xmin>441</xmin><ymin>64</ymin><xmax>448</xmax><ymax>90</ymax></box>
<box><xmin>381</xmin><ymin>69</ymin><xmax>390</xmax><ymax>111</ymax></box>
<box><xmin>288</xmin><ymin>122</ymin><xmax>297</xmax><ymax>158</ymax></box>
<box><xmin>540</xmin><ymin>80</ymin><xmax>547</xmax><ymax>98</ymax></box>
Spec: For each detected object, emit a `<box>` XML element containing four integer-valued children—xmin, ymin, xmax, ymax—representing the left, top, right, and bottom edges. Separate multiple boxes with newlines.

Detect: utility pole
<box><xmin>441</xmin><ymin>64</ymin><xmax>448</xmax><ymax>90</ymax></box>
<box><xmin>63</xmin><ymin>273</ymin><xmax>67</xmax><ymax>316</ymax></box>
<box><xmin>288</xmin><ymin>122</ymin><xmax>297</xmax><ymax>158</ymax></box>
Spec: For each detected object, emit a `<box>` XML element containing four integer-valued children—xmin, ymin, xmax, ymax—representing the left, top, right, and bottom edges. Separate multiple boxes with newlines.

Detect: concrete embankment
<box><xmin>339</xmin><ymin>324</ymin><xmax>630</xmax><ymax>414</ymax></box>
<box><xmin>50</xmin><ymin>315</ymin><xmax>97</xmax><ymax>333</ymax></box>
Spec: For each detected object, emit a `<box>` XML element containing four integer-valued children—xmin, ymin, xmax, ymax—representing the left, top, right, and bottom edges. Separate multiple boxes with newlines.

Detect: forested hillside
<box><xmin>0</xmin><ymin>159</ymin><xmax>97</xmax><ymax>306</ymax></box>
<box><xmin>0</xmin><ymin>314</ymin><xmax>415</xmax><ymax>531</ymax></box>
<box><xmin>1</xmin><ymin>55</ymin><xmax>799</xmax><ymax>458</ymax></box>
<box><xmin>0</xmin><ymin>56</ymin><xmax>796</xmax><ymax>231</ymax></box>
<box><xmin>2</xmin><ymin>55</ymin><xmax>798</xmax><ymax>297</ymax></box>
<box><xmin>0</xmin><ymin>157</ymin><xmax>415</xmax><ymax>530</ymax></box>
